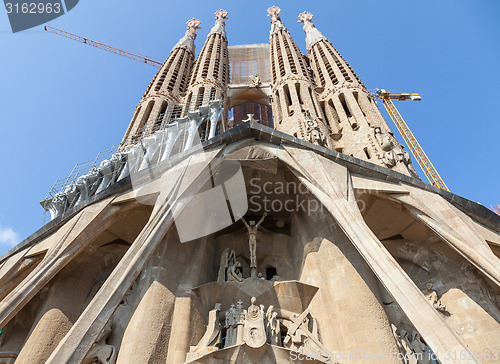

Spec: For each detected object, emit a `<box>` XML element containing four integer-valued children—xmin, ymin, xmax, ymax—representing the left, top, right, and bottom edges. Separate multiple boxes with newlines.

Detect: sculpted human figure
<box><xmin>218</xmin><ymin>248</ymin><xmax>240</xmax><ymax>282</ymax></box>
<box><xmin>232</xmin><ymin>300</ymin><xmax>246</xmax><ymax>345</ymax></box>
<box><xmin>374</xmin><ymin>126</ymin><xmax>393</xmax><ymax>151</ymax></box>
<box><xmin>265</xmin><ymin>305</ymin><xmax>277</xmax><ymax>344</ymax></box>
<box><xmin>241</xmin><ymin>213</ymin><xmax>267</xmax><ymax>275</ymax></box>
<box><xmin>270</xmin><ymin>312</ymin><xmax>280</xmax><ymax>345</ymax></box>
<box><xmin>227</xmin><ymin>260</ymin><xmax>243</xmax><ymax>282</ymax></box>
<box><xmin>252</xmin><ymin>74</ymin><xmax>261</xmax><ymax>87</ymax></box>
<box><xmin>225</xmin><ymin>304</ymin><xmax>236</xmax><ymax>346</ymax></box>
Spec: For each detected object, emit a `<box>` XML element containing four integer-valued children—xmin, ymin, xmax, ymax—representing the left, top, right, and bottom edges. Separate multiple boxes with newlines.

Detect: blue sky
<box><xmin>1</xmin><ymin>0</ymin><xmax>499</xmax><ymax>255</ymax></box>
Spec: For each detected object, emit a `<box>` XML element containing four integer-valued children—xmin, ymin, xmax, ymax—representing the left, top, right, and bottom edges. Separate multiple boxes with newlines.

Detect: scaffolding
<box><xmin>122</xmin><ymin>89</ymin><xmax>225</xmax><ymax>148</ymax></box>
<box><xmin>229</xmin><ymin>44</ymin><xmax>270</xmax><ymax>85</ymax></box>
<box><xmin>44</xmin><ymin>90</ymin><xmax>226</xmax><ymax>203</ymax></box>
<box><xmin>44</xmin><ymin>144</ymin><xmax>119</xmax><ymax>200</ymax></box>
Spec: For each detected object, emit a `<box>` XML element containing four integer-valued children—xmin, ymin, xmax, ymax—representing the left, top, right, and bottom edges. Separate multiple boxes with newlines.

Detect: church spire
<box><xmin>300</xmin><ymin>11</ymin><xmax>417</xmax><ymax>176</ymax></box>
<box><xmin>121</xmin><ymin>19</ymin><xmax>200</xmax><ymax>146</ymax></box>
<box><xmin>183</xmin><ymin>9</ymin><xmax>229</xmax><ymax>114</ymax></box>
<box><xmin>267</xmin><ymin>5</ymin><xmax>286</xmax><ymax>37</ymax></box>
<box><xmin>208</xmin><ymin>9</ymin><xmax>228</xmax><ymax>38</ymax></box>
<box><xmin>267</xmin><ymin>6</ymin><xmax>333</xmax><ymax>149</ymax></box>
<box><xmin>297</xmin><ymin>11</ymin><xmax>326</xmax><ymax>50</ymax></box>
<box><xmin>173</xmin><ymin>18</ymin><xmax>201</xmax><ymax>54</ymax></box>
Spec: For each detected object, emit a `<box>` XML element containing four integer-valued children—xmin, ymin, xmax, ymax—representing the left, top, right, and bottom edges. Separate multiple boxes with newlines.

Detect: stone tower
<box><xmin>183</xmin><ymin>9</ymin><xmax>229</xmax><ymax>114</ymax></box>
<box><xmin>122</xmin><ymin>18</ymin><xmax>201</xmax><ymax>146</ymax></box>
<box><xmin>268</xmin><ymin>6</ymin><xmax>333</xmax><ymax>149</ymax></box>
<box><xmin>1</xmin><ymin>7</ymin><xmax>500</xmax><ymax>364</ymax></box>
<box><xmin>298</xmin><ymin>11</ymin><xmax>416</xmax><ymax>176</ymax></box>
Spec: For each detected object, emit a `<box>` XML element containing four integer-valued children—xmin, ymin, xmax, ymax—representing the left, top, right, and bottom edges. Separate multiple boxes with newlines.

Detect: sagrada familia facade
<box><xmin>1</xmin><ymin>7</ymin><xmax>500</xmax><ymax>364</ymax></box>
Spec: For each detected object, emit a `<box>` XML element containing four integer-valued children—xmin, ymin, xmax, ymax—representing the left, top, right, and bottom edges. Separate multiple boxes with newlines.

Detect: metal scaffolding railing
<box><xmin>44</xmin><ymin>145</ymin><xmax>119</xmax><ymax>200</ymax></box>
<box><xmin>122</xmin><ymin>89</ymin><xmax>224</xmax><ymax>148</ymax></box>
<box><xmin>43</xmin><ymin>90</ymin><xmax>226</xmax><ymax>206</ymax></box>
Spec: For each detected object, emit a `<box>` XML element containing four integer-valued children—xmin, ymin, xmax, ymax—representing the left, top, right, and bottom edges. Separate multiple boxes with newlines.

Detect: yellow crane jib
<box><xmin>372</xmin><ymin>89</ymin><xmax>449</xmax><ymax>192</ymax></box>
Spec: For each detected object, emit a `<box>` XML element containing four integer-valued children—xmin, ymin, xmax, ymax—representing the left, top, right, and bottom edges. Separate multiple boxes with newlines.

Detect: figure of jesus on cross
<box><xmin>241</xmin><ymin>212</ymin><xmax>267</xmax><ymax>277</ymax></box>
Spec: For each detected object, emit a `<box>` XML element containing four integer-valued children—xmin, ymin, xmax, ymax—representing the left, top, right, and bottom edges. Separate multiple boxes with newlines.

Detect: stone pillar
<box><xmin>116</xmin><ymin>237</ymin><xmax>176</xmax><ymax>364</ymax></box>
<box><xmin>292</xmin><ymin>211</ymin><xmax>401</xmax><ymax>363</ymax></box>
<box><xmin>165</xmin><ymin>296</ymin><xmax>192</xmax><ymax>363</ymax></box>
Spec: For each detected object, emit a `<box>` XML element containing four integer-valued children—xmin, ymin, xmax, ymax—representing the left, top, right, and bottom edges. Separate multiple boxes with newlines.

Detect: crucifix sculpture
<box><xmin>241</xmin><ymin>212</ymin><xmax>267</xmax><ymax>277</ymax></box>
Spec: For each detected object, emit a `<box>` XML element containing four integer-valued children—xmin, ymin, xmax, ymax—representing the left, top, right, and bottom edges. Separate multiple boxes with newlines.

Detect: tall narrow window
<box><xmin>363</xmin><ymin>147</ymin><xmax>371</xmax><ymax>159</ymax></box>
<box><xmin>195</xmin><ymin>87</ymin><xmax>205</xmax><ymax>110</ymax></box>
<box><xmin>138</xmin><ymin>100</ymin><xmax>154</xmax><ymax>136</ymax></box>
<box><xmin>308</xmin><ymin>87</ymin><xmax>319</xmax><ymax>117</ymax></box>
<box><xmin>274</xmin><ymin>91</ymin><xmax>282</xmax><ymax>123</ymax></box>
<box><xmin>155</xmin><ymin>101</ymin><xmax>168</xmax><ymax>129</ymax></box>
<box><xmin>339</xmin><ymin>93</ymin><xmax>352</xmax><ymax>118</ymax></box>
<box><xmin>295</xmin><ymin>83</ymin><xmax>303</xmax><ymax>106</ymax></box>
<box><xmin>283</xmin><ymin>84</ymin><xmax>292</xmax><ymax>116</ymax></box>
<box><xmin>353</xmin><ymin>92</ymin><xmax>366</xmax><ymax>117</ymax></box>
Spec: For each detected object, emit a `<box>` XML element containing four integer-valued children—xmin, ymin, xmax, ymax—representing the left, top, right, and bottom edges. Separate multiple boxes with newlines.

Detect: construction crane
<box><xmin>44</xmin><ymin>26</ymin><xmax>162</xmax><ymax>68</ymax></box>
<box><xmin>372</xmin><ymin>89</ymin><xmax>449</xmax><ymax>192</ymax></box>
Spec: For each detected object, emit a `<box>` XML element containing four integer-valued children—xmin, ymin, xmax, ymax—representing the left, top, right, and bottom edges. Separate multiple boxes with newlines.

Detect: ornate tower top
<box><xmin>298</xmin><ymin>11</ymin><xmax>326</xmax><ymax>50</ymax></box>
<box><xmin>173</xmin><ymin>18</ymin><xmax>201</xmax><ymax>54</ymax></box>
<box><xmin>209</xmin><ymin>9</ymin><xmax>228</xmax><ymax>38</ymax></box>
<box><xmin>267</xmin><ymin>6</ymin><xmax>285</xmax><ymax>35</ymax></box>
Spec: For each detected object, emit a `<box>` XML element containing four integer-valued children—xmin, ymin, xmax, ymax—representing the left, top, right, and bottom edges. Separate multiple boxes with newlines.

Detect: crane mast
<box><xmin>44</xmin><ymin>26</ymin><xmax>162</xmax><ymax>68</ymax></box>
<box><xmin>373</xmin><ymin>89</ymin><xmax>449</xmax><ymax>192</ymax></box>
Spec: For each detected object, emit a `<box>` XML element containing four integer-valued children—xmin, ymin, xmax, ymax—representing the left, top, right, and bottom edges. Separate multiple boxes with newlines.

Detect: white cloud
<box><xmin>0</xmin><ymin>225</ymin><xmax>20</xmax><ymax>248</ymax></box>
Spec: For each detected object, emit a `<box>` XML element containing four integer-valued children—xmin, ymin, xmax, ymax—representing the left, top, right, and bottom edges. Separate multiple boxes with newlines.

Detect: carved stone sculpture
<box><xmin>218</xmin><ymin>249</ymin><xmax>243</xmax><ymax>282</ymax></box>
<box><xmin>410</xmin><ymin>331</ymin><xmax>433</xmax><ymax>364</ymax></box>
<box><xmin>305</xmin><ymin>118</ymin><xmax>327</xmax><ymax>147</ymax></box>
<box><xmin>232</xmin><ymin>300</ymin><xmax>246</xmax><ymax>346</ymax></box>
<box><xmin>83</xmin><ymin>321</ymin><xmax>116</xmax><ymax>364</ymax></box>
<box><xmin>374</xmin><ymin>126</ymin><xmax>394</xmax><ymax>151</ymax></box>
<box><xmin>241</xmin><ymin>213</ymin><xmax>267</xmax><ymax>277</ymax></box>
<box><xmin>86</xmin><ymin>167</ymin><xmax>101</xmax><ymax>197</ymax></box>
<box><xmin>196</xmin><ymin>303</ymin><xmax>222</xmax><ymax>349</ymax></box>
<box><xmin>227</xmin><ymin>260</ymin><xmax>243</xmax><ymax>282</ymax></box>
<box><xmin>382</xmin><ymin>150</ymin><xmax>397</xmax><ymax>168</ymax></box>
<box><xmin>423</xmin><ymin>283</ymin><xmax>446</xmax><ymax>312</ymax></box>
<box><xmin>75</xmin><ymin>175</ymin><xmax>89</xmax><ymax>207</ymax></box>
<box><xmin>117</xmin><ymin>143</ymin><xmax>142</xmax><ymax>181</ymax></box>
<box><xmin>138</xmin><ymin>132</ymin><xmax>163</xmax><ymax>171</ymax></box>
<box><xmin>283</xmin><ymin>308</ymin><xmax>329</xmax><ymax>359</ymax></box>
<box><xmin>218</xmin><ymin>248</ymin><xmax>231</xmax><ymax>282</ymax></box>
<box><xmin>265</xmin><ymin>306</ymin><xmax>281</xmax><ymax>345</ymax></box>
<box><xmin>159</xmin><ymin>123</ymin><xmax>183</xmax><ymax>162</ymax></box>
<box><xmin>242</xmin><ymin>114</ymin><xmax>258</xmax><ymax>123</ymax></box>
<box><xmin>96</xmin><ymin>160</ymin><xmax>113</xmax><ymax>195</ymax></box>
<box><xmin>224</xmin><ymin>300</ymin><xmax>246</xmax><ymax>347</ymax></box>
<box><xmin>184</xmin><ymin>111</ymin><xmax>205</xmax><ymax>151</ymax></box>
<box><xmin>109</xmin><ymin>152</ymin><xmax>125</xmax><ymax>182</ymax></box>
<box><xmin>399</xmin><ymin>329</ymin><xmax>419</xmax><ymax>364</ymax></box>
<box><xmin>243</xmin><ymin>297</ymin><xmax>267</xmax><ymax>348</ymax></box>
<box><xmin>252</xmin><ymin>74</ymin><xmax>261</xmax><ymax>87</ymax></box>
<box><xmin>208</xmin><ymin>100</ymin><xmax>224</xmax><ymax>140</ymax></box>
